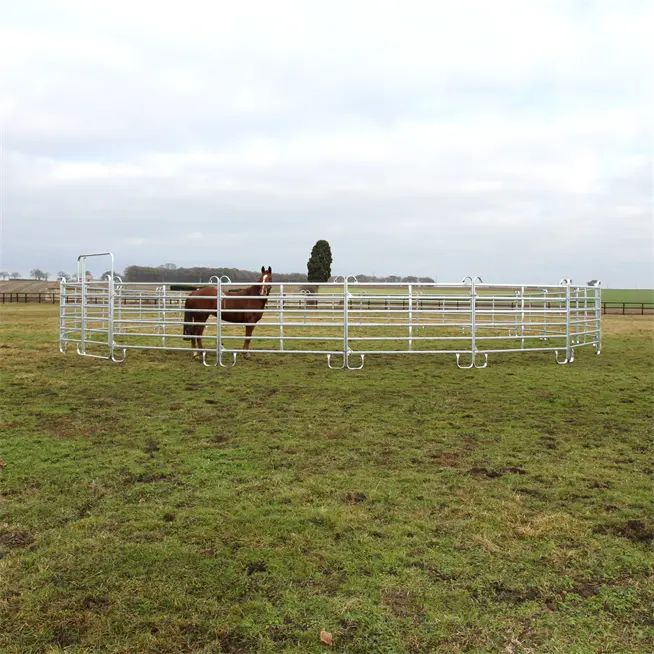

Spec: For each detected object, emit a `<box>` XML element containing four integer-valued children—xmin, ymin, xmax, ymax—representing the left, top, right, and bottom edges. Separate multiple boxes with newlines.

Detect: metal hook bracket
<box><xmin>327</xmin><ymin>353</ymin><xmax>346</xmax><ymax>369</ymax></box>
<box><xmin>455</xmin><ymin>352</ymin><xmax>474</xmax><ymax>369</ymax></box>
<box><xmin>346</xmin><ymin>352</ymin><xmax>365</xmax><ymax>370</ymax></box>
<box><xmin>209</xmin><ymin>275</ymin><xmax>232</xmax><ymax>284</ymax></box>
<box><xmin>554</xmin><ymin>350</ymin><xmax>575</xmax><ymax>365</ymax></box>
<box><xmin>202</xmin><ymin>350</ymin><xmax>237</xmax><ymax>368</ymax></box>
<box><xmin>111</xmin><ymin>347</ymin><xmax>128</xmax><ymax>363</ymax></box>
<box><xmin>474</xmin><ymin>352</ymin><xmax>488</xmax><ymax>369</ymax></box>
<box><xmin>219</xmin><ymin>351</ymin><xmax>237</xmax><ymax>368</ymax></box>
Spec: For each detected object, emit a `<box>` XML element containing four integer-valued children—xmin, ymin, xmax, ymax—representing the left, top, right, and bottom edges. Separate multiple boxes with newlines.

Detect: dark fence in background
<box><xmin>601</xmin><ymin>302</ymin><xmax>654</xmax><ymax>315</ymax></box>
<box><xmin>2</xmin><ymin>293</ymin><xmax>59</xmax><ymax>304</ymax></box>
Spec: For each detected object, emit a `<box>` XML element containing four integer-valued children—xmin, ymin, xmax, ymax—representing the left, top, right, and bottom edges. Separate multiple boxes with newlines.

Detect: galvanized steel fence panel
<box><xmin>60</xmin><ymin>254</ymin><xmax>601</xmax><ymax>369</ymax></box>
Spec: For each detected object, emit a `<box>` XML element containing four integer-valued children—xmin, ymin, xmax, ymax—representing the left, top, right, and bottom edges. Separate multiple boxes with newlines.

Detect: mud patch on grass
<box><xmin>0</xmin><ymin>524</ymin><xmax>35</xmax><ymax>549</ymax></box>
<box><xmin>503</xmin><ymin>466</ymin><xmax>527</xmax><ymax>475</ymax></box>
<box><xmin>468</xmin><ymin>465</ymin><xmax>527</xmax><ymax>479</ymax></box>
<box><xmin>595</xmin><ymin>518</ymin><xmax>654</xmax><ymax>543</ymax></box>
<box><xmin>468</xmin><ymin>466</ymin><xmax>503</xmax><ymax>479</ymax></box>
<box><xmin>216</xmin><ymin>630</ymin><xmax>258</xmax><ymax>653</ymax></box>
<box><xmin>81</xmin><ymin>595</ymin><xmax>110</xmax><ymax>611</ymax></box>
<box><xmin>572</xmin><ymin>582</ymin><xmax>600</xmax><ymax>598</ymax></box>
<box><xmin>539</xmin><ymin>435</ymin><xmax>558</xmax><ymax>450</ymax></box>
<box><xmin>245</xmin><ymin>560</ymin><xmax>267</xmax><ymax>575</ymax></box>
<box><xmin>344</xmin><ymin>491</ymin><xmax>368</xmax><ymax>504</ymax></box>
<box><xmin>382</xmin><ymin>587</ymin><xmax>426</xmax><ymax>621</ymax></box>
<box><xmin>121</xmin><ymin>470</ymin><xmax>179</xmax><ymax>484</ymax></box>
<box><xmin>144</xmin><ymin>439</ymin><xmax>160</xmax><ymax>456</ymax></box>
<box><xmin>485</xmin><ymin>581</ymin><xmax>540</xmax><ymax>604</ymax></box>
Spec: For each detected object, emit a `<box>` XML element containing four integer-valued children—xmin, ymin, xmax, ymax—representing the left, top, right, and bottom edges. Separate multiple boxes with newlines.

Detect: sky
<box><xmin>1</xmin><ymin>0</ymin><xmax>653</xmax><ymax>286</ymax></box>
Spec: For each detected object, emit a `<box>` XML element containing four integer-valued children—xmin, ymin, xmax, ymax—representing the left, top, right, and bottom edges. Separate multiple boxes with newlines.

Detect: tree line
<box><xmin>122</xmin><ymin>265</ymin><xmax>308</xmax><ymax>283</ymax></box>
<box><xmin>12</xmin><ymin>241</ymin><xmax>434</xmax><ymax>284</ymax></box>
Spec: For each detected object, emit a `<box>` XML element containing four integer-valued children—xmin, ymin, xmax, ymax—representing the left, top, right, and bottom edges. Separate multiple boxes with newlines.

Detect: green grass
<box><xmin>602</xmin><ymin>289</ymin><xmax>654</xmax><ymax>304</ymax></box>
<box><xmin>1</xmin><ymin>306</ymin><xmax>653</xmax><ymax>653</ymax></box>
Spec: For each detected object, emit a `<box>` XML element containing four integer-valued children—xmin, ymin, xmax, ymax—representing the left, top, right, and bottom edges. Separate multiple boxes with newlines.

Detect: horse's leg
<box><xmin>197</xmin><ymin>322</ymin><xmax>206</xmax><ymax>356</ymax></box>
<box><xmin>189</xmin><ymin>318</ymin><xmax>201</xmax><ymax>359</ymax></box>
<box><xmin>243</xmin><ymin>324</ymin><xmax>255</xmax><ymax>359</ymax></box>
<box><xmin>190</xmin><ymin>324</ymin><xmax>199</xmax><ymax>358</ymax></box>
<box><xmin>190</xmin><ymin>313</ymin><xmax>210</xmax><ymax>360</ymax></box>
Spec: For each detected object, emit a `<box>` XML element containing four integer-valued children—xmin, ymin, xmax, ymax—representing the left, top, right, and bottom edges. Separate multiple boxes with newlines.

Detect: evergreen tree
<box><xmin>307</xmin><ymin>240</ymin><xmax>332</xmax><ymax>282</ymax></box>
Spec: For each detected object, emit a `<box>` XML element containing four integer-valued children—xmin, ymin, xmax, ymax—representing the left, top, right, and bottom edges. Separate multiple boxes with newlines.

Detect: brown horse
<box><xmin>183</xmin><ymin>266</ymin><xmax>272</xmax><ymax>359</ymax></box>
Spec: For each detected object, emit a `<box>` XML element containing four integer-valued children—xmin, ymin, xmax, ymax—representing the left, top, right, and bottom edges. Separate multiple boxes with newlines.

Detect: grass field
<box><xmin>601</xmin><ymin>289</ymin><xmax>654</xmax><ymax>304</ymax></box>
<box><xmin>1</xmin><ymin>305</ymin><xmax>653</xmax><ymax>653</ymax></box>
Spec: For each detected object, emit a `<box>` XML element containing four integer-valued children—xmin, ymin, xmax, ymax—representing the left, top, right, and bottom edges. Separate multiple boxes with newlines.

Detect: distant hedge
<box><xmin>123</xmin><ymin>266</ymin><xmax>307</xmax><ymax>283</ymax></box>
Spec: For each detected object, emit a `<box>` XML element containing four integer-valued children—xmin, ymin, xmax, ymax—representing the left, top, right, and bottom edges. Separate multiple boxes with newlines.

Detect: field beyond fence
<box><xmin>1</xmin><ymin>306</ymin><xmax>653</xmax><ymax>653</ymax></box>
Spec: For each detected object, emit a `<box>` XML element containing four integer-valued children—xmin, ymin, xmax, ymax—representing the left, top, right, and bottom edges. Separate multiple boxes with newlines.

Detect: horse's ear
<box><xmin>267</xmin><ymin>266</ymin><xmax>272</xmax><ymax>274</ymax></box>
<box><xmin>261</xmin><ymin>266</ymin><xmax>265</xmax><ymax>274</ymax></box>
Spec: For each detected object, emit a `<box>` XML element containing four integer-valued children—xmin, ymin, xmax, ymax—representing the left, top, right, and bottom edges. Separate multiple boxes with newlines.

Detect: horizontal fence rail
<box><xmin>6</xmin><ymin>292</ymin><xmax>653</xmax><ymax>315</ymax></box>
<box><xmin>60</xmin><ymin>255</ymin><xmax>602</xmax><ymax>370</ymax></box>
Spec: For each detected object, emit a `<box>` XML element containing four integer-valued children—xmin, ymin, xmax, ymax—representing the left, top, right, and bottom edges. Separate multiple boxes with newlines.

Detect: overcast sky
<box><xmin>1</xmin><ymin>0</ymin><xmax>652</xmax><ymax>286</ymax></box>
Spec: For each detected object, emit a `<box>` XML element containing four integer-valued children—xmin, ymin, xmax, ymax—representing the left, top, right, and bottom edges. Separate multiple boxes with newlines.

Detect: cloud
<box><xmin>1</xmin><ymin>0</ymin><xmax>652</xmax><ymax>286</ymax></box>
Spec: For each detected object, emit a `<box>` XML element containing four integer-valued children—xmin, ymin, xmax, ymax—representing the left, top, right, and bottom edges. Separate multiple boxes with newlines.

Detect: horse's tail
<box><xmin>183</xmin><ymin>298</ymin><xmax>194</xmax><ymax>340</ymax></box>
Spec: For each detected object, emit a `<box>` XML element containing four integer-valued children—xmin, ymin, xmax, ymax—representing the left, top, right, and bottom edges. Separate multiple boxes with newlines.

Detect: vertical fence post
<box><xmin>470</xmin><ymin>278</ymin><xmax>477</xmax><ymax>361</ymax></box>
<box><xmin>564</xmin><ymin>279</ymin><xmax>572</xmax><ymax>361</ymax></box>
<box><xmin>280</xmin><ymin>283</ymin><xmax>285</xmax><ymax>351</ymax></box>
<box><xmin>107</xmin><ymin>273</ymin><xmax>115</xmax><ymax>359</ymax></box>
<box><xmin>408</xmin><ymin>283</ymin><xmax>413</xmax><ymax>351</ymax></box>
<box><xmin>520</xmin><ymin>286</ymin><xmax>525</xmax><ymax>348</ymax></box>
<box><xmin>79</xmin><ymin>259</ymin><xmax>87</xmax><ymax>355</ymax></box>
<box><xmin>343</xmin><ymin>277</ymin><xmax>349</xmax><ymax>361</ymax></box>
<box><xmin>59</xmin><ymin>278</ymin><xmax>66</xmax><ymax>353</ymax></box>
<box><xmin>593</xmin><ymin>281</ymin><xmax>602</xmax><ymax>354</ymax></box>
<box><xmin>160</xmin><ymin>285</ymin><xmax>167</xmax><ymax>347</ymax></box>
<box><xmin>215</xmin><ymin>277</ymin><xmax>222</xmax><ymax>362</ymax></box>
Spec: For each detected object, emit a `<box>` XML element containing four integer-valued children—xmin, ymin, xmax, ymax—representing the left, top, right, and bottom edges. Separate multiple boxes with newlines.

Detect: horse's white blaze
<box><xmin>261</xmin><ymin>273</ymin><xmax>271</xmax><ymax>295</ymax></box>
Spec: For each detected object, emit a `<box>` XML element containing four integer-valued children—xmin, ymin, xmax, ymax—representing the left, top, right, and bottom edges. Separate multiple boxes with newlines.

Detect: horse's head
<box><xmin>259</xmin><ymin>266</ymin><xmax>273</xmax><ymax>296</ymax></box>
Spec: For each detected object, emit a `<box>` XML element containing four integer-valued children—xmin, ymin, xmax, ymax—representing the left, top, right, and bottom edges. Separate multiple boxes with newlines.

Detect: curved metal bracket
<box><xmin>474</xmin><ymin>353</ymin><xmax>488</xmax><ymax>369</ymax></box>
<box><xmin>219</xmin><ymin>351</ymin><xmax>237</xmax><ymax>368</ymax></box>
<box><xmin>59</xmin><ymin>341</ymin><xmax>68</xmax><ymax>354</ymax></box>
<box><xmin>111</xmin><ymin>347</ymin><xmax>127</xmax><ymax>363</ymax></box>
<box><xmin>209</xmin><ymin>275</ymin><xmax>231</xmax><ymax>284</ymax></box>
<box><xmin>103</xmin><ymin>273</ymin><xmax>123</xmax><ymax>283</ymax></box>
<box><xmin>76</xmin><ymin>343</ymin><xmax>86</xmax><ymax>356</ymax></box>
<box><xmin>555</xmin><ymin>350</ymin><xmax>574</xmax><ymax>365</ymax></box>
<box><xmin>331</xmin><ymin>275</ymin><xmax>358</xmax><ymax>284</ymax></box>
<box><xmin>346</xmin><ymin>352</ymin><xmax>365</xmax><ymax>370</ymax></box>
<box><xmin>202</xmin><ymin>350</ymin><xmax>237</xmax><ymax>368</ymax></box>
<box><xmin>201</xmin><ymin>351</ymin><xmax>215</xmax><ymax>367</ymax></box>
<box><xmin>462</xmin><ymin>275</ymin><xmax>483</xmax><ymax>284</ymax></box>
<box><xmin>455</xmin><ymin>352</ymin><xmax>487</xmax><ymax>369</ymax></box>
<box><xmin>455</xmin><ymin>352</ymin><xmax>474</xmax><ymax>369</ymax></box>
<box><xmin>327</xmin><ymin>353</ymin><xmax>346</xmax><ymax>369</ymax></box>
